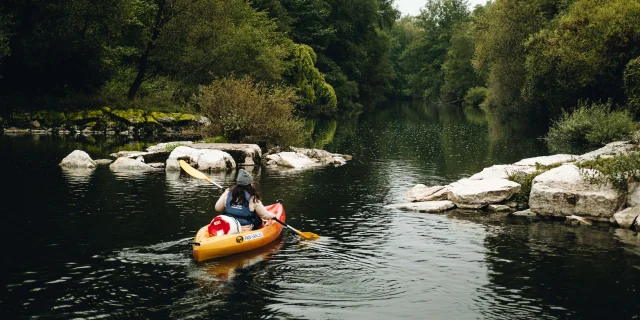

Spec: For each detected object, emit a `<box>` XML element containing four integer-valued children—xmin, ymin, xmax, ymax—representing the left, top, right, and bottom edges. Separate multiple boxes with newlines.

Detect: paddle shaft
<box><xmin>272</xmin><ymin>217</ymin><xmax>302</xmax><ymax>235</ymax></box>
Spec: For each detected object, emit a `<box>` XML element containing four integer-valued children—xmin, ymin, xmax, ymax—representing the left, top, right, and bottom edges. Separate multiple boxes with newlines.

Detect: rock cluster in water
<box><xmin>59</xmin><ymin>142</ymin><xmax>352</xmax><ymax>175</ymax></box>
<box><xmin>1</xmin><ymin>108</ymin><xmax>209</xmax><ymax>137</ymax></box>
<box><xmin>391</xmin><ymin>140</ymin><xmax>640</xmax><ymax>232</ymax></box>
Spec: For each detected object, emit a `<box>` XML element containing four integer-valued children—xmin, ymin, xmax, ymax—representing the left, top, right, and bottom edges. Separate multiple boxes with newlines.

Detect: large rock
<box><xmin>406</xmin><ymin>184</ymin><xmax>448</xmax><ymax>202</ymax></box>
<box><xmin>165</xmin><ymin>146</ymin><xmax>236</xmax><ymax>171</ymax></box>
<box><xmin>627</xmin><ymin>183</ymin><xmax>640</xmax><ymax>207</ymax></box>
<box><xmin>513</xmin><ymin>154</ymin><xmax>575</xmax><ymax>166</ymax></box>
<box><xmin>613</xmin><ymin>207</ymin><xmax>640</xmax><ymax>229</ymax></box>
<box><xmin>529</xmin><ymin>164</ymin><xmax>625</xmax><ymax>221</ymax></box>
<box><xmin>290</xmin><ymin>147</ymin><xmax>334</xmax><ymax>163</ymax></box>
<box><xmin>447</xmin><ymin>178</ymin><xmax>521</xmax><ymax>209</ymax></box>
<box><xmin>575</xmin><ymin>141</ymin><xmax>637</xmax><ymax>162</ymax></box>
<box><xmin>191</xmin><ymin>143</ymin><xmax>261</xmax><ymax>166</ymax></box>
<box><xmin>59</xmin><ymin>150</ymin><xmax>97</xmax><ymax>169</ymax></box>
<box><xmin>468</xmin><ymin>164</ymin><xmax>536</xmax><ymax>180</ymax></box>
<box><xmin>146</xmin><ymin>141</ymin><xmax>193</xmax><ymax>153</ymax></box>
<box><xmin>109</xmin><ymin>157</ymin><xmax>162</xmax><ymax>172</ymax></box>
<box><xmin>265</xmin><ymin>152</ymin><xmax>321</xmax><ymax>169</ymax></box>
<box><xmin>388</xmin><ymin>201</ymin><xmax>455</xmax><ymax>213</ymax></box>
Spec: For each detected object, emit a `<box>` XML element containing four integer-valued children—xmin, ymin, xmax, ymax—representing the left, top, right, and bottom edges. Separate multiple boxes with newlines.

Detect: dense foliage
<box><xmin>544</xmin><ymin>100</ymin><xmax>636</xmax><ymax>153</ymax></box>
<box><xmin>2</xmin><ymin>0</ymin><xmax>640</xmax><ymax>150</ymax></box>
<box><xmin>191</xmin><ymin>77</ymin><xmax>307</xmax><ymax>148</ymax></box>
<box><xmin>0</xmin><ymin>0</ymin><xmax>398</xmax><ymax>117</ymax></box>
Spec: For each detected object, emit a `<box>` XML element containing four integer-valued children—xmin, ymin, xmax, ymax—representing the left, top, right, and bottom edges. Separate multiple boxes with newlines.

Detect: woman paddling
<box><xmin>214</xmin><ymin>169</ymin><xmax>275</xmax><ymax>231</ymax></box>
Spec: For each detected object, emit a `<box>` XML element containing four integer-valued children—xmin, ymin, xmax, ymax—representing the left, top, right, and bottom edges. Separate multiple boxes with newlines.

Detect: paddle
<box><xmin>178</xmin><ymin>159</ymin><xmax>320</xmax><ymax>240</ymax></box>
<box><xmin>179</xmin><ymin>159</ymin><xmax>224</xmax><ymax>188</ymax></box>
<box><xmin>272</xmin><ymin>217</ymin><xmax>320</xmax><ymax>240</ymax></box>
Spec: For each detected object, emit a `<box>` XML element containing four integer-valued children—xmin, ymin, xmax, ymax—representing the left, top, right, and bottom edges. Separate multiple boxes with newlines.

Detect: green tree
<box><xmin>286</xmin><ymin>44</ymin><xmax>337</xmax><ymax>115</ymax></box>
<box><xmin>0</xmin><ymin>0</ymin><xmax>135</xmax><ymax>99</ymax></box>
<box><xmin>524</xmin><ymin>0</ymin><xmax>640</xmax><ymax>117</ymax></box>
<box><xmin>389</xmin><ymin>16</ymin><xmax>422</xmax><ymax>98</ymax></box>
<box><xmin>123</xmin><ymin>0</ymin><xmax>293</xmax><ymax>100</ymax></box>
<box><xmin>401</xmin><ymin>0</ymin><xmax>470</xmax><ymax>101</ymax></box>
<box><xmin>473</xmin><ymin>0</ymin><xmax>570</xmax><ymax>115</ymax></box>
<box><xmin>440</xmin><ymin>20</ymin><xmax>483</xmax><ymax>102</ymax></box>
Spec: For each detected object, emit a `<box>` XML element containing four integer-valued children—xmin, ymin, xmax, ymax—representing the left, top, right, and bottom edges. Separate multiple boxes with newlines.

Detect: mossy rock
<box><xmin>110</xmin><ymin>108</ymin><xmax>146</xmax><ymax>124</ymax></box>
<box><xmin>145</xmin><ymin>115</ymin><xmax>159</xmax><ymax>125</ymax></box>
<box><xmin>151</xmin><ymin>111</ymin><xmax>198</xmax><ymax>126</ymax></box>
<box><xmin>84</xmin><ymin>110</ymin><xmax>103</xmax><ymax>121</ymax></box>
<box><xmin>32</xmin><ymin>110</ymin><xmax>67</xmax><ymax>127</ymax></box>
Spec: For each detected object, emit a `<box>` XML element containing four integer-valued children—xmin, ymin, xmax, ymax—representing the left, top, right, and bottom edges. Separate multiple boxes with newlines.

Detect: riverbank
<box><xmin>0</xmin><ymin>108</ymin><xmax>208</xmax><ymax>138</ymax></box>
<box><xmin>393</xmin><ymin>140</ymin><xmax>640</xmax><ymax>232</ymax></box>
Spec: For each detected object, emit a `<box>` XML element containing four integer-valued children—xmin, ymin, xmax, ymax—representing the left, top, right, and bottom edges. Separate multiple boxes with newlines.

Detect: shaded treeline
<box><xmin>0</xmin><ymin>0</ymin><xmax>398</xmax><ymax>116</ymax></box>
<box><xmin>1</xmin><ymin>0</ymin><xmax>639</xmax><ymax>127</ymax></box>
<box><xmin>391</xmin><ymin>0</ymin><xmax>640</xmax><ymax>123</ymax></box>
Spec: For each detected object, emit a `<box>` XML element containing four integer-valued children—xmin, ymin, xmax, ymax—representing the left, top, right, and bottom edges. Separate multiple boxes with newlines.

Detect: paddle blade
<box><xmin>179</xmin><ymin>160</ymin><xmax>208</xmax><ymax>180</ymax></box>
<box><xmin>179</xmin><ymin>160</ymin><xmax>224</xmax><ymax>188</ymax></box>
<box><xmin>296</xmin><ymin>231</ymin><xmax>320</xmax><ymax>240</ymax></box>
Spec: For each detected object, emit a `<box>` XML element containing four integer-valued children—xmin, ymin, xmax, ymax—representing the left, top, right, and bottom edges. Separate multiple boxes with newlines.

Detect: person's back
<box><xmin>214</xmin><ymin>169</ymin><xmax>275</xmax><ymax>232</ymax></box>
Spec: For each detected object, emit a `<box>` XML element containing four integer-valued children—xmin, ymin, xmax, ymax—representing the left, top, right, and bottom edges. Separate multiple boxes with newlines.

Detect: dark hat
<box><xmin>236</xmin><ymin>169</ymin><xmax>253</xmax><ymax>186</ymax></box>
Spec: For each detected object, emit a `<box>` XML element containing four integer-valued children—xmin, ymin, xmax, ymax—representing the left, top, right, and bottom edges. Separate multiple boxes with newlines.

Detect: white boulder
<box><xmin>613</xmin><ymin>207</ymin><xmax>640</xmax><ymax>229</ymax></box>
<box><xmin>265</xmin><ymin>152</ymin><xmax>321</xmax><ymax>169</ymax></box>
<box><xmin>190</xmin><ymin>143</ymin><xmax>261</xmax><ymax>166</ymax></box>
<box><xmin>513</xmin><ymin>154</ymin><xmax>575</xmax><ymax>166</ymax></box>
<box><xmin>109</xmin><ymin>157</ymin><xmax>161</xmax><ymax>172</ymax></box>
<box><xmin>165</xmin><ymin>146</ymin><xmax>236</xmax><ymax>171</ymax></box>
<box><xmin>146</xmin><ymin>141</ymin><xmax>193</xmax><ymax>153</ymax></box>
<box><xmin>468</xmin><ymin>164</ymin><xmax>536</xmax><ymax>180</ymax></box>
<box><xmin>59</xmin><ymin>150</ymin><xmax>96</xmax><ymax>169</ymax></box>
<box><xmin>406</xmin><ymin>184</ymin><xmax>448</xmax><ymax>202</ymax></box>
<box><xmin>575</xmin><ymin>141</ymin><xmax>637</xmax><ymax>162</ymax></box>
<box><xmin>528</xmin><ymin>164</ymin><xmax>625</xmax><ymax>221</ymax></box>
<box><xmin>447</xmin><ymin>178</ymin><xmax>521</xmax><ymax>209</ymax></box>
<box><xmin>388</xmin><ymin>201</ymin><xmax>455</xmax><ymax>213</ymax></box>
<box><xmin>627</xmin><ymin>183</ymin><xmax>640</xmax><ymax>207</ymax></box>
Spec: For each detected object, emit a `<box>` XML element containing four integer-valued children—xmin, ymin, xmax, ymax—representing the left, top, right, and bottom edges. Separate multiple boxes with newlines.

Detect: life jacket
<box><xmin>225</xmin><ymin>190</ymin><xmax>258</xmax><ymax>226</ymax></box>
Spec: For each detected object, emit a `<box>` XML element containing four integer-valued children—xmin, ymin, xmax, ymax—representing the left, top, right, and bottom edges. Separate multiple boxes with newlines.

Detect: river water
<box><xmin>1</xmin><ymin>102</ymin><xmax>639</xmax><ymax>319</ymax></box>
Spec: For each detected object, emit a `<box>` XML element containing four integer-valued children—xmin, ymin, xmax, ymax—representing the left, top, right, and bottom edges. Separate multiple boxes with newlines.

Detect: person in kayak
<box><xmin>214</xmin><ymin>168</ymin><xmax>275</xmax><ymax>231</ymax></box>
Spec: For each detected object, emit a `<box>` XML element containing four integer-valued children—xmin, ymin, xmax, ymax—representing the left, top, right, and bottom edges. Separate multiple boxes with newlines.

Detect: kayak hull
<box><xmin>192</xmin><ymin>202</ymin><xmax>285</xmax><ymax>262</ymax></box>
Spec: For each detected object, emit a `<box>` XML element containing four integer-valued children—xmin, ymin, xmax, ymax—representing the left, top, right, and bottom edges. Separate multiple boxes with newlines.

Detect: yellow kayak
<box><xmin>192</xmin><ymin>202</ymin><xmax>285</xmax><ymax>262</ymax></box>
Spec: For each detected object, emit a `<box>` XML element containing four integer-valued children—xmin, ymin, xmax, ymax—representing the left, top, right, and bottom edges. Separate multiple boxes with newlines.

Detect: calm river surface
<box><xmin>1</xmin><ymin>102</ymin><xmax>639</xmax><ymax>319</ymax></box>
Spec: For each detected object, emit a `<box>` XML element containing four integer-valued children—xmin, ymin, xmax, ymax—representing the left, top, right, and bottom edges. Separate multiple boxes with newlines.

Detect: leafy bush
<box><xmin>507</xmin><ymin>163</ymin><xmax>562</xmax><ymax>204</ymax></box>
<box><xmin>462</xmin><ymin>87</ymin><xmax>488</xmax><ymax>108</ymax></box>
<box><xmin>545</xmin><ymin>100</ymin><xmax>636</xmax><ymax>153</ymax></box>
<box><xmin>578</xmin><ymin>152</ymin><xmax>640</xmax><ymax>190</ymax></box>
<box><xmin>191</xmin><ymin>76</ymin><xmax>308</xmax><ymax>148</ymax></box>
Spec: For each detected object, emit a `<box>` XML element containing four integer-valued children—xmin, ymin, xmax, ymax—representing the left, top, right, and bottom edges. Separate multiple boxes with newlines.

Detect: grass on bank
<box><xmin>577</xmin><ymin>152</ymin><xmax>640</xmax><ymax>190</ymax></box>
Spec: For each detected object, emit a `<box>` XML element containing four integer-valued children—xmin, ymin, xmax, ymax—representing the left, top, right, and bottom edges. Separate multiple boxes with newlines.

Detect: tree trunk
<box><xmin>127</xmin><ymin>0</ymin><xmax>166</xmax><ymax>100</ymax></box>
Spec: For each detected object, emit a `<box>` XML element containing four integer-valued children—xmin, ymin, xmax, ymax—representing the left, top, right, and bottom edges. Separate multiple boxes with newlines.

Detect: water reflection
<box><xmin>2</xmin><ymin>103</ymin><xmax>640</xmax><ymax>319</ymax></box>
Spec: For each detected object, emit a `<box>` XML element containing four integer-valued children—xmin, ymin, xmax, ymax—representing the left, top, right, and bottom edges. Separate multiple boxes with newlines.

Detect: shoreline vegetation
<box><xmin>0</xmin><ymin>0</ymin><xmax>638</xmax><ymax>146</ymax></box>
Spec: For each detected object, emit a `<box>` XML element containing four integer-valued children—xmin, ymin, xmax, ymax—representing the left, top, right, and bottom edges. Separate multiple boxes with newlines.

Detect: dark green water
<box><xmin>1</xmin><ymin>102</ymin><xmax>639</xmax><ymax>319</ymax></box>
